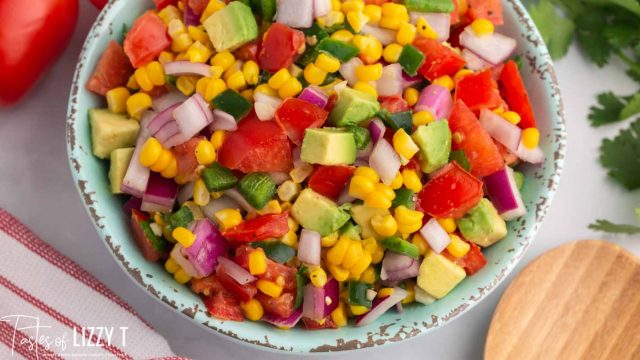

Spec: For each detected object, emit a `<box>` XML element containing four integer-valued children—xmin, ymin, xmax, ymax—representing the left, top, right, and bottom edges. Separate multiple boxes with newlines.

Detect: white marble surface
<box><xmin>1</xmin><ymin>3</ymin><xmax>639</xmax><ymax>359</ymax></box>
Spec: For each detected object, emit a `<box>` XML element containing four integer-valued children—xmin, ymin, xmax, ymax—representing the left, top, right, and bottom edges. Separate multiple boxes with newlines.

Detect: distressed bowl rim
<box><xmin>66</xmin><ymin>0</ymin><xmax>566</xmax><ymax>353</ymax></box>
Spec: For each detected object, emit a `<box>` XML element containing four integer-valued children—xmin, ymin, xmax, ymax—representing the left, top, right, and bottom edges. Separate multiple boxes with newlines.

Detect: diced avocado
<box><xmin>404</xmin><ymin>0</ymin><xmax>454</xmax><ymax>13</ymax></box>
<box><xmin>351</xmin><ymin>205</ymin><xmax>390</xmax><ymax>239</ymax></box>
<box><xmin>329</xmin><ymin>88</ymin><xmax>380</xmax><ymax>126</ymax></box>
<box><xmin>89</xmin><ymin>109</ymin><xmax>140</xmax><ymax>159</ymax></box>
<box><xmin>417</xmin><ymin>250</ymin><xmax>466</xmax><ymax>299</ymax></box>
<box><xmin>291</xmin><ymin>189</ymin><xmax>351</xmax><ymax>236</ymax></box>
<box><xmin>456</xmin><ymin>198</ymin><xmax>507</xmax><ymax>247</ymax></box>
<box><xmin>412</xmin><ymin>120</ymin><xmax>452</xmax><ymax>173</ymax></box>
<box><xmin>339</xmin><ymin>221</ymin><xmax>362</xmax><ymax>240</ymax></box>
<box><xmin>301</xmin><ymin>128</ymin><xmax>356</xmax><ymax>165</ymax></box>
<box><xmin>203</xmin><ymin>2</ymin><xmax>258</xmax><ymax>52</ymax></box>
<box><xmin>108</xmin><ymin>147</ymin><xmax>134</xmax><ymax>194</ymax></box>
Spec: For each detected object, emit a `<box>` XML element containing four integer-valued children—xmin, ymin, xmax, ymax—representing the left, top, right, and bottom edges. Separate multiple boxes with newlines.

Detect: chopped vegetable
<box><xmin>211</xmin><ymin>89</ymin><xmax>252</xmax><ymax>120</ymax></box>
<box><xmin>201</xmin><ymin>163</ymin><xmax>238</xmax><ymax>192</ymax></box>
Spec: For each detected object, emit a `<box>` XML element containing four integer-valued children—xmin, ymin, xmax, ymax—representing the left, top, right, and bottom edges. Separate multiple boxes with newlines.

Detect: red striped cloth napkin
<box><xmin>0</xmin><ymin>209</ymin><xmax>189</xmax><ymax>360</ymax></box>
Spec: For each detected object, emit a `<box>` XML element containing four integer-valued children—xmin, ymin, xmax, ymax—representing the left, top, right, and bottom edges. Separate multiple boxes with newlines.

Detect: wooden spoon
<box><xmin>485</xmin><ymin>240</ymin><xmax>640</xmax><ymax>360</ymax></box>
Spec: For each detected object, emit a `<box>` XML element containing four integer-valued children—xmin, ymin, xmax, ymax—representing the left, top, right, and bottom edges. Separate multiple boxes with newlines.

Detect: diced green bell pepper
<box><xmin>381</xmin><ymin>236</ymin><xmax>419</xmax><ymax>259</ymax></box>
<box><xmin>139</xmin><ymin>220</ymin><xmax>169</xmax><ymax>253</ymax></box>
<box><xmin>201</xmin><ymin>163</ymin><xmax>238</xmax><ymax>192</ymax></box>
<box><xmin>348</xmin><ymin>280</ymin><xmax>373</xmax><ymax>308</ymax></box>
<box><xmin>211</xmin><ymin>89</ymin><xmax>252</xmax><ymax>120</ymax></box>
<box><xmin>398</xmin><ymin>44</ymin><xmax>425</xmax><ymax>76</ymax></box>
<box><xmin>378</xmin><ymin>109</ymin><xmax>413</xmax><ymax>134</ymax></box>
<box><xmin>404</xmin><ymin>0</ymin><xmax>454</xmax><ymax>13</ymax></box>
<box><xmin>347</xmin><ymin>125</ymin><xmax>372</xmax><ymax>150</ymax></box>
<box><xmin>252</xmin><ymin>241</ymin><xmax>296</xmax><ymax>264</ymax></box>
<box><xmin>162</xmin><ymin>206</ymin><xmax>194</xmax><ymax>232</ymax></box>
<box><xmin>391</xmin><ymin>188</ymin><xmax>416</xmax><ymax>209</ymax></box>
<box><xmin>450</xmin><ymin>150</ymin><xmax>471</xmax><ymax>172</ymax></box>
<box><xmin>316</xmin><ymin>38</ymin><xmax>360</xmax><ymax>62</ymax></box>
<box><xmin>238</xmin><ymin>172</ymin><xmax>276</xmax><ymax>209</ymax></box>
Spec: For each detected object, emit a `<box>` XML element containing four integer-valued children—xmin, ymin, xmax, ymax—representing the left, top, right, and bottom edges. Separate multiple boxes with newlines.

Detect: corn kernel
<box><xmin>223</xmin><ymin>60</ymin><xmax>244</xmax><ymax>81</ymax></box>
<box><xmin>200</xmin><ymin>0</ymin><xmax>225</xmax><ymax>22</ymax></box>
<box><xmin>447</xmin><ymin>234</ymin><xmax>471</xmax><ymax>258</ymax></box>
<box><xmin>393</xmin><ymin>128</ymin><xmax>420</xmax><ymax>160</ymax></box>
<box><xmin>402</xmin><ymin>88</ymin><xmax>419</xmax><ymax>107</ymax></box>
<box><xmin>395</xmin><ymin>207</ymin><xmax>423</xmax><ymax>236</ymax></box>
<box><xmin>342</xmin><ymin>240</ymin><xmax>363</xmax><ymax>269</ymax></box>
<box><xmin>349</xmin><ymin>175</ymin><xmax>376</xmax><ymax>199</ymax></box>
<box><xmin>381</xmin><ymin>3</ymin><xmax>408</xmax><ymax>19</ymax></box>
<box><xmin>383</xmin><ymin>43</ymin><xmax>403</xmax><ymax>63</ymax></box>
<box><xmin>347</xmin><ymin>11</ymin><xmax>369</xmax><ymax>33</ymax></box>
<box><xmin>321</xmin><ymin>232</ymin><xmax>339</xmax><ymax>247</ymax></box>
<box><xmin>364</xmin><ymin>4</ymin><xmax>382</xmax><ymax>24</ymax></box>
<box><xmin>349</xmin><ymin>251</ymin><xmax>372</xmax><ymax>276</ymax></box>
<box><xmin>331</xmin><ymin>0</ymin><xmax>341</xmax><ymax>11</ymax></box>
<box><xmin>317</xmin><ymin>10</ymin><xmax>345</xmax><ymax>28</ymax></box>
<box><xmin>310</xmin><ymin>267</ymin><xmax>328</xmax><ymax>287</ymax></box>
<box><xmin>315</xmin><ymin>53</ymin><xmax>341</xmax><ymax>74</ymax></box>
<box><xmin>196</xmin><ymin>77</ymin><xmax>210</xmax><ymax>97</ymax></box>
<box><xmin>256</xmin><ymin>200</ymin><xmax>282</xmax><ymax>215</ymax></box>
<box><xmin>150</xmin><ymin>148</ymin><xmax>173</xmax><ymax>172</ymax></box>
<box><xmin>241</xmin><ymin>298</ymin><xmax>264</xmax><ymax>321</ymax></box>
<box><xmin>331</xmin><ymin>29</ymin><xmax>354</xmax><ymax>42</ymax></box>
<box><xmin>268</xmin><ymin>69</ymin><xmax>292</xmax><ymax>90</ymax></box>
<box><xmin>327</xmin><ymin>263</ymin><xmax>350</xmax><ymax>282</ymax></box>
<box><xmin>146</xmin><ymin>61</ymin><xmax>166</xmax><ymax>86</ymax></box>
<box><xmin>239</xmin><ymin>60</ymin><xmax>259</xmax><ymax>85</ymax></box>
<box><xmin>416</xmin><ymin>17</ymin><xmax>438</xmax><ymax>39</ymax></box>
<box><xmin>161</xmin><ymin>157</ymin><xmax>179</xmax><ymax>178</ymax></box>
<box><xmin>454</xmin><ymin>69</ymin><xmax>474</xmax><ymax>83</ymax></box>
<box><xmin>402</xmin><ymin>169</ymin><xmax>422</xmax><ymax>193</ymax></box>
<box><xmin>277</xmin><ymin>180</ymin><xmax>301</xmax><ymax>202</ymax></box>
<box><xmin>172</xmin><ymin>227</ymin><xmax>196</xmax><ymax>248</ymax></box>
<box><xmin>522</xmin><ymin>128</ymin><xmax>540</xmax><ymax>149</ymax></box>
<box><xmin>256</xmin><ymin>279</ymin><xmax>283</xmax><ymax>298</ymax></box>
<box><xmin>127</xmin><ymin>74</ymin><xmax>139</xmax><ymax>90</ymax></box>
<box><xmin>135</xmin><ymin>68</ymin><xmax>154</xmax><ymax>92</ymax></box>
<box><xmin>126</xmin><ymin>92</ymin><xmax>153</xmax><ymax>119</ymax></box>
<box><xmin>352</xmin><ymin>34</ymin><xmax>382</xmax><ymax>64</ymax></box>
<box><xmin>214</xmin><ymin>208</ymin><xmax>243</xmax><ymax>231</ymax></box>
<box><xmin>287</xmin><ymin>217</ymin><xmax>299</xmax><ymax>232</ymax></box>
<box><xmin>172</xmin><ymin>33</ymin><xmax>194</xmax><ymax>53</ymax></box>
<box><xmin>355</xmin><ymin>64</ymin><xmax>383</xmax><ymax>82</ymax></box>
<box><xmin>226</xmin><ymin>71</ymin><xmax>247</xmax><ymax>91</ymax></box>
<box><xmin>106</xmin><ymin>87</ymin><xmax>130</xmax><ymax>114</ymax></box>
<box><xmin>371</xmin><ymin>214</ymin><xmax>397</xmax><ymax>237</ymax></box>
<box><xmin>471</xmin><ymin>18</ymin><xmax>494</xmax><ymax>36</ymax></box>
<box><xmin>331</xmin><ymin>302</ymin><xmax>348</xmax><ymax>327</ymax></box>
<box><xmin>372</xmin><ymin>246</ymin><xmax>384</xmax><ymax>264</ymax></box>
<box><xmin>139</xmin><ymin>138</ymin><xmax>163</xmax><ymax>167</ymax></box>
<box><xmin>502</xmin><ymin>111</ymin><xmax>521</xmax><ymax>125</ymax></box>
<box><xmin>353</xmin><ymin>81</ymin><xmax>378</xmax><ymax>98</ymax></box>
<box><xmin>360</xmin><ymin>266</ymin><xmax>376</xmax><ymax>284</ymax></box>
<box><xmin>176</xmin><ymin>76</ymin><xmax>197</xmax><ymax>96</ymax></box>
<box><xmin>173</xmin><ymin>269</ymin><xmax>192</xmax><ymax>284</ymax></box>
<box><xmin>402</xmin><ymin>280</ymin><xmax>415</xmax><ymax>304</ymax></box>
<box><xmin>354</xmin><ymin>166</ymin><xmax>379</xmax><ymax>182</ymax></box>
<box><xmin>158</xmin><ymin>5</ymin><xmax>181</xmax><ymax>24</ymax></box>
<box><xmin>280</xmin><ymin>230</ymin><xmax>298</xmax><ymax>248</ymax></box>
<box><xmin>361</xmin><ymin>237</ymin><xmax>377</xmax><ymax>254</ymax></box>
<box><xmin>437</xmin><ymin>218</ymin><xmax>457</xmax><ymax>233</ymax></box>
<box><xmin>248</xmin><ymin>249</ymin><xmax>267</xmax><ymax>275</ymax></box>
<box><xmin>364</xmin><ymin>191</ymin><xmax>392</xmax><ymax>208</ymax></box>
<box><xmin>327</xmin><ymin>235</ymin><xmax>351</xmax><ymax>265</ymax></box>
<box><xmin>210</xmin><ymin>130</ymin><xmax>226</xmax><ymax>150</ymax></box>
<box><xmin>304</xmin><ymin>63</ymin><xmax>328</xmax><ymax>85</ymax></box>
<box><xmin>396</xmin><ymin>23</ymin><xmax>417</xmax><ymax>45</ymax></box>
<box><xmin>194</xmin><ymin>140</ymin><xmax>216</xmax><ymax>166</ymax></box>
<box><xmin>190</xmin><ymin>178</ymin><xmax>210</xmax><ymax>206</ymax></box>
<box><xmin>205</xmin><ymin>78</ymin><xmax>227</xmax><ymax>102</ymax></box>
<box><xmin>341</xmin><ymin>0</ymin><xmax>364</xmax><ymax>13</ymax></box>
<box><xmin>433</xmin><ymin>75</ymin><xmax>454</xmax><ymax>91</ymax></box>
<box><xmin>411</xmin><ymin>233</ymin><xmax>429</xmax><ymax>255</ymax></box>
<box><xmin>211</xmin><ymin>50</ymin><xmax>235</xmax><ymax>70</ymax></box>
<box><xmin>412</xmin><ymin>110</ymin><xmax>434</xmax><ymax>126</ymax></box>
<box><xmin>350</xmin><ymin>304</ymin><xmax>369</xmax><ymax>315</ymax></box>
<box><xmin>280</xmin><ymin>201</ymin><xmax>292</xmax><ymax>212</ymax></box>
<box><xmin>278</xmin><ymin>77</ymin><xmax>303</xmax><ymax>98</ymax></box>
<box><xmin>378</xmin><ymin>287</ymin><xmax>395</xmax><ymax>298</ymax></box>
<box><xmin>165</xmin><ymin>257</ymin><xmax>180</xmax><ymax>274</ymax></box>
<box><xmin>388</xmin><ymin>172</ymin><xmax>402</xmax><ymax>191</ymax></box>
<box><xmin>254</xmin><ymin>83</ymin><xmax>278</xmax><ymax>97</ymax></box>
<box><xmin>379</xmin><ymin>16</ymin><xmax>403</xmax><ymax>30</ymax></box>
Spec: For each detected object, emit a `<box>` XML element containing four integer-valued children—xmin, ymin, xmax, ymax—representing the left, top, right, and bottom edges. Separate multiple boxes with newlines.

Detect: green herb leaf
<box><xmin>588</xmin><ymin>91</ymin><xmax>627</xmax><ymax>126</ymax></box>
<box><xmin>588</xmin><ymin>219</ymin><xmax>640</xmax><ymax>234</ymax></box>
<box><xmin>620</xmin><ymin>92</ymin><xmax>640</xmax><ymax>119</ymax></box>
<box><xmin>599</xmin><ymin>118</ymin><xmax>640</xmax><ymax>190</ymax></box>
<box><xmin>529</xmin><ymin>0</ymin><xmax>575</xmax><ymax>59</ymax></box>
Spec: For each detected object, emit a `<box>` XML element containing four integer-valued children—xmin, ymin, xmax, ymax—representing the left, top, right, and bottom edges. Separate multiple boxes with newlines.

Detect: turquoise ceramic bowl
<box><xmin>67</xmin><ymin>0</ymin><xmax>566</xmax><ymax>353</ymax></box>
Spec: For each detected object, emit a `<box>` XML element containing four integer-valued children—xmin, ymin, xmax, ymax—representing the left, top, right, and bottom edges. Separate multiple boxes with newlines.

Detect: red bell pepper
<box><xmin>222</xmin><ymin>213</ymin><xmax>290</xmax><ymax>242</ymax></box>
<box><xmin>454</xmin><ymin>69</ymin><xmax>503</xmax><ymax>115</ymax></box>
<box><xmin>499</xmin><ymin>60</ymin><xmax>537</xmax><ymax>129</ymax></box>
<box><xmin>413</xmin><ymin>37</ymin><xmax>465</xmax><ymax>82</ymax></box>
<box><xmin>307</xmin><ymin>165</ymin><xmax>355</xmax><ymax>200</ymax></box>
<box><xmin>275</xmin><ymin>98</ymin><xmax>329</xmax><ymax>145</ymax></box>
<box><xmin>0</xmin><ymin>0</ymin><xmax>78</xmax><ymax>106</ymax></box>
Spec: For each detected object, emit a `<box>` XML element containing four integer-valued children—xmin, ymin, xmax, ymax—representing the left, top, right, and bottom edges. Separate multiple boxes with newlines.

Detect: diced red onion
<box><xmin>302</xmin><ymin>278</ymin><xmax>339</xmax><ymax>320</ymax></box>
<box><xmin>183</xmin><ymin>5</ymin><xmax>199</xmax><ymax>26</ymax></box>
<box><xmin>376</xmin><ymin>63</ymin><xmax>403</xmax><ymax>97</ymax></box>
<box><xmin>164</xmin><ymin>61</ymin><xmax>211</xmax><ymax>77</ymax></box>
<box><xmin>459</xmin><ymin>27</ymin><xmax>517</xmax><ymax>65</ymax></box>
<box><xmin>254</xmin><ymin>102</ymin><xmax>277</xmax><ymax>121</ymax></box>
<box><xmin>173</xmin><ymin>94</ymin><xmax>214</xmax><ymax>139</ymax></box>
<box><xmin>354</xmin><ymin>287</ymin><xmax>408</xmax><ymax>327</ymax></box>
<box><xmin>354</xmin><ymin>159</ymin><xmax>369</xmax><ymax>167</ymax></box>
<box><xmin>479</xmin><ymin>109</ymin><xmax>522</xmax><ymax>152</ymax></box>
<box><xmin>419</xmin><ymin>218</ymin><xmax>450</xmax><ymax>253</ymax></box>
<box><xmin>298</xmin><ymin>86</ymin><xmax>329</xmax><ymax>108</ymax></box>
<box><xmin>217</xmin><ymin>257</ymin><xmax>256</xmax><ymax>285</ymax></box>
<box><xmin>147</xmin><ymin>103</ymin><xmax>179</xmax><ymax>135</ymax></box>
<box><xmin>395</xmin><ymin>302</ymin><xmax>404</xmax><ymax>313</ymax></box>
<box><xmin>337</xmin><ymin>188</ymin><xmax>356</xmax><ymax>205</ymax></box>
<box><xmin>263</xmin><ymin>308</ymin><xmax>303</xmax><ymax>328</ymax></box>
<box><xmin>382</xmin><ymin>251</ymin><xmax>414</xmax><ymax>275</ymax></box>
<box><xmin>171</xmin><ymin>244</ymin><xmax>200</xmax><ymax>278</ymax></box>
<box><xmin>152</xmin><ymin>91</ymin><xmax>187</xmax><ymax>112</ymax></box>
<box><xmin>182</xmin><ymin>219</ymin><xmax>228</xmax><ymax>278</ymax></box>
<box><xmin>333</xmin><ymin>80</ymin><xmax>349</xmax><ymax>95</ymax></box>
<box><xmin>515</xmin><ymin>140</ymin><xmax>545</xmax><ymax>164</ymax></box>
<box><xmin>269</xmin><ymin>172</ymin><xmax>290</xmax><ymax>185</ymax></box>
<box><xmin>254</xmin><ymin>92</ymin><xmax>283</xmax><ymax>108</ymax></box>
<box><xmin>177</xmin><ymin>182</ymin><xmax>195</xmax><ymax>205</ymax></box>
<box><xmin>361</xmin><ymin>24</ymin><xmax>397</xmax><ymax>45</ymax></box>
<box><xmin>357</xmin><ymin>140</ymin><xmax>373</xmax><ymax>160</ymax></box>
<box><xmin>211</xmin><ymin>109</ymin><xmax>238</xmax><ymax>131</ymax></box>
<box><xmin>383</xmin><ymin>260</ymin><xmax>419</xmax><ymax>281</ymax></box>
<box><xmin>369</xmin><ymin>138</ymin><xmax>401</xmax><ymax>185</ymax></box>
<box><xmin>223</xmin><ymin>189</ymin><xmax>256</xmax><ymax>215</ymax></box>
<box><xmin>154</xmin><ymin>121</ymin><xmax>181</xmax><ymax>145</ymax></box>
<box><xmin>313</xmin><ymin>0</ymin><xmax>332</xmax><ymax>17</ymax></box>
<box><xmin>402</xmin><ymin>72</ymin><xmax>422</xmax><ymax>89</ymax></box>
<box><xmin>409</xmin><ymin>12</ymin><xmax>450</xmax><ymax>41</ymax></box>
<box><xmin>461</xmin><ymin>49</ymin><xmax>491</xmax><ymax>71</ymax></box>
<box><xmin>140</xmin><ymin>200</ymin><xmax>173</xmax><ymax>214</ymax></box>
<box><xmin>368</xmin><ymin>118</ymin><xmax>386</xmax><ymax>142</ymax></box>
<box><xmin>415</xmin><ymin>84</ymin><xmax>452</xmax><ymax>120</ymax></box>
<box><xmin>164</xmin><ymin>133</ymin><xmax>190</xmax><ymax>148</ymax></box>
<box><xmin>298</xmin><ymin>229</ymin><xmax>321</xmax><ymax>265</ymax></box>
<box><xmin>123</xmin><ymin>196</ymin><xmax>142</xmax><ymax>216</ymax></box>
<box><xmin>292</xmin><ymin>146</ymin><xmax>303</xmax><ymax>167</ymax></box>
<box><xmin>275</xmin><ymin>0</ymin><xmax>313</xmax><ymax>28</ymax></box>
<box><xmin>121</xmin><ymin>129</ymin><xmax>151</xmax><ymax>197</ymax></box>
<box><xmin>339</xmin><ymin>57</ymin><xmax>363</xmax><ymax>86</ymax></box>
<box><xmin>484</xmin><ymin>166</ymin><xmax>526</xmax><ymax>220</ymax></box>
<box><xmin>201</xmin><ymin>195</ymin><xmax>242</xmax><ymax>219</ymax></box>
<box><xmin>142</xmin><ymin>173</ymin><xmax>178</xmax><ymax>209</ymax></box>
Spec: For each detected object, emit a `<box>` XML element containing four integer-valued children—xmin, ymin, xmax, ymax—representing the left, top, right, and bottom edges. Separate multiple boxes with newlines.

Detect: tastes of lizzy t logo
<box><xmin>1</xmin><ymin>314</ymin><xmax>128</xmax><ymax>359</ymax></box>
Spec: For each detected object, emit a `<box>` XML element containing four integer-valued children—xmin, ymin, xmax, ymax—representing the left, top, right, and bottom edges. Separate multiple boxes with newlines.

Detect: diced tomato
<box><xmin>123</xmin><ymin>11</ymin><xmax>171</xmax><ymax>68</ymax></box>
<box><xmin>275</xmin><ymin>98</ymin><xmax>329</xmax><ymax>145</ymax></box>
<box><xmin>307</xmin><ymin>165</ymin><xmax>355</xmax><ymax>199</ymax></box>
<box><xmin>223</xmin><ymin>213</ymin><xmax>290</xmax><ymax>243</ymax></box>
<box><xmin>172</xmin><ymin>136</ymin><xmax>202</xmax><ymax>181</ymax></box>
<box><xmin>448</xmin><ymin>100</ymin><xmax>504</xmax><ymax>177</ymax></box>
<box><xmin>498</xmin><ymin>60</ymin><xmax>536</xmax><ymax>129</ymax></box>
<box><xmin>416</xmin><ymin>162</ymin><xmax>483</xmax><ymax>219</ymax></box>
<box><xmin>191</xmin><ymin>275</ymin><xmax>225</xmax><ymax>296</ymax></box>
<box><xmin>258</xmin><ymin>23</ymin><xmax>305</xmax><ymax>73</ymax></box>
<box><xmin>467</xmin><ymin>0</ymin><xmax>503</xmax><ymax>25</ymax></box>
<box><xmin>186</xmin><ymin>0</ymin><xmax>209</xmax><ymax>15</ymax></box>
<box><xmin>256</xmin><ymin>292</ymin><xmax>296</xmax><ymax>318</ymax></box>
<box><xmin>216</xmin><ymin>265</ymin><xmax>258</xmax><ymax>302</ymax></box>
<box><xmin>141</xmin><ymin>85</ymin><xmax>168</xmax><ymax>98</ymax></box>
<box><xmin>236</xmin><ymin>40</ymin><xmax>261</xmax><ymax>63</ymax></box>
<box><xmin>379</xmin><ymin>95</ymin><xmax>410</xmax><ymax>113</ymax></box>
<box><xmin>454</xmin><ymin>70</ymin><xmax>503</xmax><ymax>115</ymax></box>
<box><xmin>414</xmin><ymin>37</ymin><xmax>465</xmax><ymax>82</ymax></box>
<box><xmin>302</xmin><ymin>317</ymin><xmax>337</xmax><ymax>330</ymax></box>
<box><xmin>234</xmin><ymin>245</ymin><xmax>297</xmax><ymax>291</ymax></box>
<box><xmin>218</xmin><ymin>113</ymin><xmax>293</xmax><ymax>173</ymax></box>
<box><xmin>203</xmin><ymin>291</ymin><xmax>244</xmax><ymax>321</ymax></box>
<box><xmin>153</xmin><ymin>0</ymin><xmax>178</xmax><ymax>9</ymax></box>
<box><xmin>494</xmin><ymin>141</ymin><xmax>518</xmax><ymax>166</ymax></box>
<box><xmin>400</xmin><ymin>157</ymin><xmax>421</xmax><ymax>173</ymax></box>
<box><xmin>445</xmin><ymin>242</ymin><xmax>487</xmax><ymax>275</ymax></box>
<box><xmin>86</xmin><ymin>41</ymin><xmax>133</xmax><ymax>95</ymax></box>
